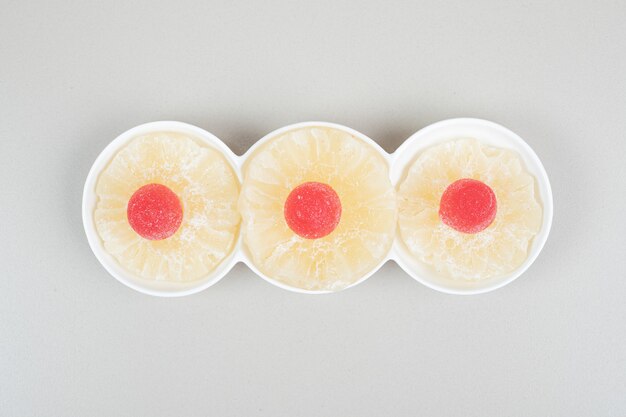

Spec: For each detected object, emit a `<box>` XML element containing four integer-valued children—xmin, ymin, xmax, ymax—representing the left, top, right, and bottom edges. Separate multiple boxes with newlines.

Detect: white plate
<box><xmin>83</xmin><ymin>118</ymin><xmax>552</xmax><ymax>296</ymax></box>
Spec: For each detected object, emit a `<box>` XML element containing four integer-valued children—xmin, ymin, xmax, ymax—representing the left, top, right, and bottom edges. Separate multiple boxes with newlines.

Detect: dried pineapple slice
<box><xmin>239</xmin><ymin>126</ymin><xmax>397</xmax><ymax>291</ymax></box>
<box><xmin>94</xmin><ymin>132</ymin><xmax>240</xmax><ymax>282</ymax></box>
<box><xmin>397</xmin><ymin>139</ymin><xmax>542</xmax><ymax>280</ymax></box>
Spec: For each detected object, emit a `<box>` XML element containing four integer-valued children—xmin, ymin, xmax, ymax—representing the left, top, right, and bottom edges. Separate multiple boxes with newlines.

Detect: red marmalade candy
<box><xmin>127</xmin><ymin>183</ymin><xmax>183</xmax><ymax>240</ymax></box>
<box><xmin>439</xmin><ymin>178</ymin><xmax>497</xmax><ymax>234</ymax></box>
<box><xmin>284</xmin><ymin>182</ymin><xmax>342</xmax><ymax>239</ymax></box>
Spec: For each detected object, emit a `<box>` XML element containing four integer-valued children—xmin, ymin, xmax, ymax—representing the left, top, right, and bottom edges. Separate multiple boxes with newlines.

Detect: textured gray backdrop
<box><xmin>1</xmin><ymin>1</ymin><xmax>625</xmax><ymax>416</ymax></box>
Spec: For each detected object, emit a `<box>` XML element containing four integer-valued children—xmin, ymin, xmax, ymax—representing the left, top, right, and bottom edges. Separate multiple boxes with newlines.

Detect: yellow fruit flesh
<box><xmin>397</xmin><ymin>139</ymin><xmax>542</xmax><ymax>280</ymax></box>
<box><xmin>95</xmin><ymin>133</ymin><xmax>240</xmax><ymax>282</ymax></box>
<box><xmin>239</xmin><ymin>127</ymin><xmax>397</xmax><ymax>291</ymax></box>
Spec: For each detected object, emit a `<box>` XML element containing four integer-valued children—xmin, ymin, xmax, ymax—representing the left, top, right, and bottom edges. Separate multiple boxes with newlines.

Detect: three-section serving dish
<box><xmin>83</xmin><ymin>119</ymin><xmax>552</xmax><ymax>296</ymax></box>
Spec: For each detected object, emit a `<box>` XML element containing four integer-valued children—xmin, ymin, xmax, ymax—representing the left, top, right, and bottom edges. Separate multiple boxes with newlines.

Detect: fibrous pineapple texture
<box><xmin>239</xmin><ymin>127</ymin><xmax>397</xmax><ymax>291</ymax></box>
<box><xmin>397</xmin><ymin>139</ymin><xmax>542</xmax><ymax>280</ymax></box>
<box><xmin>95</xmin><ymin>132</ymin><xmax>240</xmax><ymax>282</ymax></box>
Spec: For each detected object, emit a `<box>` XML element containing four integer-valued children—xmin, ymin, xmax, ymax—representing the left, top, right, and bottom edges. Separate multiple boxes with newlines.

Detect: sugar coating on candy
<box><xmin>439</xmin><ymin>178</ymin><xmax>497</xmax><ymax>234</ymax></box>
<box><xmin>284</xmin><ymin>182</ymin><xmax>342</xmax><ymax>239</ymax></box>
<box><xmin>127</xmin><ymin>183</ymin><xmax>183</xmax><ymax>240</ymax></box>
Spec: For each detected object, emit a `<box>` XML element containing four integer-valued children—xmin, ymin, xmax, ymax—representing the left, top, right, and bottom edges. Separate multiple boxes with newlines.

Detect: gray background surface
<box><xmin>1</xmin><ymin>1</ymin><xmax>625</xmax><ymax>416</ymax></box>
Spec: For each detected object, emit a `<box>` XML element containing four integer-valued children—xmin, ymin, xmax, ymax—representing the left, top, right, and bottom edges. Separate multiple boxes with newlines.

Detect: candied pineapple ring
<box><xmin>239</xmin><ymin>126</ymin><xmax>397</xmax><ymax>291</ymax></box>
<box><xmin>397</xmin><ymin>139</ymin><xmax>542</xmax><ymax>280</ymax></box>
<box><xmin>95</xmin><ymin>132</ymin><xmax>240</xmax><ymax>282</ymax></box>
